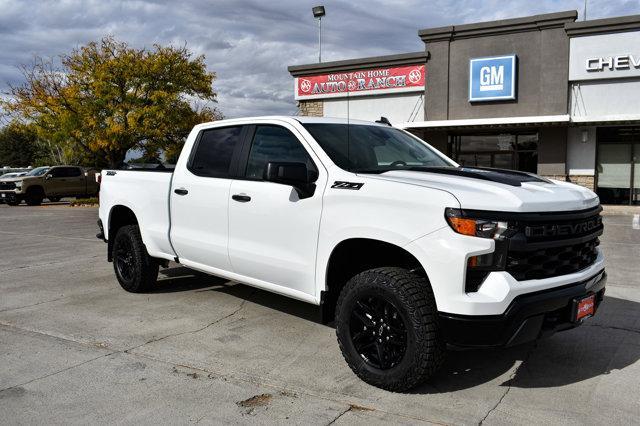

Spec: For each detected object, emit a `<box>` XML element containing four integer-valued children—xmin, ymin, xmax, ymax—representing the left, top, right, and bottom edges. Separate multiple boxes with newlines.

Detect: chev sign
<box><xmin>585</xmin><ymin>55</ymin><xmax>640</xmax><ymax>72</ymax></box>
<box><xmin>294</xmin><ymin>64</ymin><xmax>425</xmax><ymax>100</ymax></box>
<box><xmin>569</xmin><ymin>31</ymin><xmax>640</xmax><ymax>81</ymax></box>
<box><xmin>469</xmin><ymin>55</ymin><xmax>517</xmax><ymax>102</ymax></box>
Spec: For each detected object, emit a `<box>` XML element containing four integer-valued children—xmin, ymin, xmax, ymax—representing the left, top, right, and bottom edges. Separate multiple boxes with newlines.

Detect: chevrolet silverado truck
<box><xmin>0</xmin><ymin>165</ymin><xmax>99</xmax><ymax>206</ymax></box>
<box><xmin>97</xmin><ymin>116</ymin><xmax>606</xmax><ymax>391</ymax></box>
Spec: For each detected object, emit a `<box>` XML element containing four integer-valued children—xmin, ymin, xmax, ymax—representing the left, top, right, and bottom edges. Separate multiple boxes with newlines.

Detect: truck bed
<box><xmin>98</xmin><ymin>170</ymin><xmax>176</xmax><ymax>259</ymax></box>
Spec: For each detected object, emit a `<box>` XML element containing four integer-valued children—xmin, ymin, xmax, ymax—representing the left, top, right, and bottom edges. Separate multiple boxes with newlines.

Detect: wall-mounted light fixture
<box><xmin>581</xmin><ymin>129</ymin><xmax>589</xmax><ymax>143</ymax></box>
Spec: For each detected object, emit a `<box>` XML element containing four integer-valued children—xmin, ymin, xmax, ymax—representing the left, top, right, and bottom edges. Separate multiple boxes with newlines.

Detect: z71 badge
<box><xmin>331</xmin><ymin>181</ymin><xmax>364</xmax><ymax>190</ymax></box>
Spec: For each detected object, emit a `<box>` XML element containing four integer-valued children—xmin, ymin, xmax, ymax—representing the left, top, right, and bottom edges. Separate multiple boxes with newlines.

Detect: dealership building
<box><xmin>288</xmin><ymin>11</ymin><xmax>640</xmax><ymax>205</ymax></box>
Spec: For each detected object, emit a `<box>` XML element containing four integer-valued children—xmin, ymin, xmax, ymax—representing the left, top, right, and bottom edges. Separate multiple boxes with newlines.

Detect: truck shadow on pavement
<box><xmin>414</xmin><ymin>296</ymin><xmax>640</xmax><ymax>394</ymax></box>
<box><xmin>154</xmin><ymin>266</ymin><xmax>640</xmax><ymax>393</ymax></box>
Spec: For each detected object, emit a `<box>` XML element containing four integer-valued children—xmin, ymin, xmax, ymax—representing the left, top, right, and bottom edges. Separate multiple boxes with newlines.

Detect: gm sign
<box><xmin>469</xmin><ymin>55</ymin><xmax>517</xmax><ymax>102</ymax></box>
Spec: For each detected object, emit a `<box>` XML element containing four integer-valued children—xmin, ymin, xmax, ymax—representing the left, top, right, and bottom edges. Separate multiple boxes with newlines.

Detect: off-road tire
<box><xmin>335</xmin><ymin>267</ymin><xmax>445</xmax><ymax>392</ymax></box>
<box><xmin>112</xmin><ymin>225</ymin><xmax>159</xmax><ymax>293</ymax></box>
<box><xmin>25</xmin><ymin>189</ymin><xmax>43</xmax><ymax>206</ymax></box>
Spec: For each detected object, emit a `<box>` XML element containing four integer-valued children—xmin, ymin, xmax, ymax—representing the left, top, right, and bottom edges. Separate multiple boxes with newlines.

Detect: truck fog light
<box><xmin>468</xmin><ymin>253</ymin><xmax>494</xmax><ymax>268</ymax></box>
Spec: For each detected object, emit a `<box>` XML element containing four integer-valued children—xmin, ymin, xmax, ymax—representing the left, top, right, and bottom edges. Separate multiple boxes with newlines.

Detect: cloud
<box><xmin>0</xmin><ymin>0</ymin><xmax>638</xmax><ymax>117</ymax></box>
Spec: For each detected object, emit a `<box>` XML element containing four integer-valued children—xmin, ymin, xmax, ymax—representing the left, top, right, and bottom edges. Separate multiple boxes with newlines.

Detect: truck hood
<box><xmin>363</xmin><ymin>168</ymin><xmax>599</xmax><ymax>212</ymax></box>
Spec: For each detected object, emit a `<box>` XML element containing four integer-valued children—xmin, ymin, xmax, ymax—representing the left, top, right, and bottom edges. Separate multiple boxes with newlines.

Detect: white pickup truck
<box><xmin>98</xmin><ymin>116</ymin><xmax>606</xmax><ymax>391</ymax></box>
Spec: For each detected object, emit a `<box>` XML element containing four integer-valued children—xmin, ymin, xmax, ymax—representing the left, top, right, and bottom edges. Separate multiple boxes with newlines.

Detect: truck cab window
<box><xmin>50</xmin><ymin>168</ymin><xmax>65</xmax><ymax>178</ymax></box>
<box><xmin>189</xmin><ymin>126</ymin><xmax>243</xmax><ymax>177</ymax></box>
<box><xmin>67</xmin><ymin>167</ymin><xmax>82</xmax><ymax>177</ymax></box>
<box><xmin>245</xmin><ymin>125</ymin><xmax>316</xmax><ymax>179</ymax></box>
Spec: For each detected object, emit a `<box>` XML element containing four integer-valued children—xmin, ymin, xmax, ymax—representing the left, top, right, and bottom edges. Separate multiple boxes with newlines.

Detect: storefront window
<box><xmin>596</xmin><ymin>127</ymin><xmax>640</xmax><ymax>205</ymax></box>
<box><xmin>448</xmin><ymin>132</ymin><xmax>538</xmax><ymax>173</ymax></box>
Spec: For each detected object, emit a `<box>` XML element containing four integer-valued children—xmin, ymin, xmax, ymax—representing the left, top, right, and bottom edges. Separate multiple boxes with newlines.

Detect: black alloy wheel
<box><xmin>112</xmin><ymin>225</ymin><xmax>159</xmax><ymax>293</ymax></box>
<box><xmin>114</xmin><ymin>235</ymin><xmax>135</xmax><ymax>283</ymax></box>
<box><xmin>349</xmin><ymin>294</ymin><xmax>408</xmax><ymax>370</ymax></box>
<box><xmin>335</xmin><ymin>267</ymin><xmax>445</xmax><ymax>391</ymax></box>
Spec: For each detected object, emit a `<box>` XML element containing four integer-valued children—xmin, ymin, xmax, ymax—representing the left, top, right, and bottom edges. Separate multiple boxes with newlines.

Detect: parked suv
<box><xmin>0</xmin><ymin>165</ymin><xmax>99</xmax><ymax>206</ymax></box>
<box><xmin>97</xmin><ymin>116</ymin><xmax>605</xmax><ymax>391</ymax></box>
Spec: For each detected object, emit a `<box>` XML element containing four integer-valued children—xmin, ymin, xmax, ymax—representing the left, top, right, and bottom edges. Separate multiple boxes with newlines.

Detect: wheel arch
<box><xmin>107</xmin><ymin>204</ymin><xmax>139</xmax><ymax>261</ymax></box>
<box><xmin>320</xmin><ymin>237</ymin><xmax>428</xmax><ymax>324</ymax></box>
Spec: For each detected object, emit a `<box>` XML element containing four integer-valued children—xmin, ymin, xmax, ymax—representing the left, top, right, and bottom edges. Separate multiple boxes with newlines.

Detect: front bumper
<box><xmin>0</xmin><ymin>191</ymin><xmax>19</xmax><ymax>203</ymax></box>
<box><xmin>438</xmin><ymin>269</ymin><xmax>606</xmax><ymax>347</ymax></box>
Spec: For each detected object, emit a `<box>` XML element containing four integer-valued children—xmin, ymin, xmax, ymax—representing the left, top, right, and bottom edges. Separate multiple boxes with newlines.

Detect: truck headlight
<box><xmin>14</xmin><ymin>182</ymin><xmax>22</xmax><ymax>190</ymax></box>
<box><xmin>444</xmin><ymin>208</ymin><xmax>515</xmax><ymax>292</ymax></box>
<box><xmin>445</xmin><ymin>208</ymin><xmax>511</xmax><ymax>239</ymax></box>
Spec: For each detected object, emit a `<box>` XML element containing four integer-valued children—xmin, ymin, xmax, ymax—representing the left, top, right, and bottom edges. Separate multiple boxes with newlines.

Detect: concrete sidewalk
<box><xmin>0</xmin><ymin>205</ymin><xmax>639</xmax><ymax>425</ymax></box>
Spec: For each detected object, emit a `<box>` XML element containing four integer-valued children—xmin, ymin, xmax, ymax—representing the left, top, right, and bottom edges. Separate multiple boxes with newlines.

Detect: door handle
<box><xmin>174</xmin><ymin>188</ymin><xmax>189</xmax><ymax>196</ymax></box>
<box><xmin>232</xmin><ymin>194</ymin><xmax>251</xmax><ymax>202</ymax></box>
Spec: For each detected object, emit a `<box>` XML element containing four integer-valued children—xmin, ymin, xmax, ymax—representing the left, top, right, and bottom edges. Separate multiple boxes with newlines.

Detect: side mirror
<box><xmin>264</xmin><ymin>162</ymin><xmax>317</xmax><ymax>199</ymax></box>
<box><xmin>45</xmin><ymin>174</ymin><xmax>53</xmax><ymax>180</ymax></box>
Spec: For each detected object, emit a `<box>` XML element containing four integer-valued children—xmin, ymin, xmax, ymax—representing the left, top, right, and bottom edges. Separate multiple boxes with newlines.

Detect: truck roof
<box><xmin>195</xmin><ymin>115</ymin><xmax>390</xmax><ymax>129</ymax></box>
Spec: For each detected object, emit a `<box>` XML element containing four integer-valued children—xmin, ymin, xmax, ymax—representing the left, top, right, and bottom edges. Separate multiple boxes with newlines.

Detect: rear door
<box><xmin>227</xmin><ymin>123</ymin><xmax>327</xmax><ymax>298</ymax></box>
<box><xmin>169</xmin><ymin>125</ymin><xmax>246</xmax><ymax>270</ymax></box>
<box><xmin>65</xmin><ymin>167</ymin><xmax>86</xmax><ymax>195</ymax></box>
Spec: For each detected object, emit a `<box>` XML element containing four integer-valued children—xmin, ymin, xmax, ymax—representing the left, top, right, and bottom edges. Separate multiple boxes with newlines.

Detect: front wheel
<box><xmin>112</xmin><ymin>225</ymin><xmax>159</xmax><ymax>293</ymax></box>
<box><xmin>25</xmin><ymin>194</ymin><xmax>43</xmax><ymax>206</ymax></box>
<box><xmin>335</xmin><ymin>267</ymin><xmax>445</xmax><ymax>392</ymax></box>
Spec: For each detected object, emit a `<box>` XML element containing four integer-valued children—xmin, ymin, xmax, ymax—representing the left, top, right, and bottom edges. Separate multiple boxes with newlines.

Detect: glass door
<box><xmin>596</xmin><ymin>143</ymin><xmax>632</xmax><ymax>204</ymax></box>
<box><xmin>596</xmin><ymin>127</ymin><xmax>640</xmax><ymax>205</ymax></box>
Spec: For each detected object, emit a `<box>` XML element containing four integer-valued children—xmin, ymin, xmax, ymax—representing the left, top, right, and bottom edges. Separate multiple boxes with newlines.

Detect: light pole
<box><xmin>583</xmin><ymin>0</ymin><xmax>588</xmax><ymax>21</ymax></box>
<box><xmin>312</xmin><ymin>5</ymin><xmax>326</xmax><ymax>63</ymax></box>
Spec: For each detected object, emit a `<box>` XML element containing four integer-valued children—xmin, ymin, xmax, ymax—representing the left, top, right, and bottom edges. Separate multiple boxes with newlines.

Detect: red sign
<box><xmin>295</xmin><ymin>64</ymin><xmax>425</xmax><ymax>100</ymax></box>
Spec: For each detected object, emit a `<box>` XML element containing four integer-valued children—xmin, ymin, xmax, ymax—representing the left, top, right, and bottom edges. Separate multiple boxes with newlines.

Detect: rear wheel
<box><xmin>335</xmin><ymin>267</ymin><xmax>445</xmax><ymax>392</ymax></box>
<box><xmin>112</xmin><ymin>225</ymin><xmax>159</xmax><ymax>293</ymax></box>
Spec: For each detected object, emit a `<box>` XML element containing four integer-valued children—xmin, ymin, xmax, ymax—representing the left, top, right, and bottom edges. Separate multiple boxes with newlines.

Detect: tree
<box><xmin>2</xmin><ymin>37</ymin><xmax>221</xmax><ymax>168</ymax></box>
<box><xmin>0</xmin><ymin>121</ymin><xmax>37</xmax><ymax>167</ymax></box>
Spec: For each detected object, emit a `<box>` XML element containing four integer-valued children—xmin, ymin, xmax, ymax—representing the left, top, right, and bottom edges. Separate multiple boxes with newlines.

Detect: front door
<box><xmin>170</xmin><ymin>125</ymin><xmax>246</xmax><ymax>270</ymax></box>
<box><xmin>228</xmin><ymin>124</ymin><xmax>326</xmax><ymax>298</ymax></box>
<box><xmin>45</xmin><ymin>167</ymin><xmax>70</xmax><ymax>196</ymax></box>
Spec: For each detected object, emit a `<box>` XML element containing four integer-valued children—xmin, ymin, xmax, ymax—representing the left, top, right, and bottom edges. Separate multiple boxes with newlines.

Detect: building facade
<box><xmin>288</xmin><ymin>10</ymin><xmax>640</xmax><ymax>204</ymax></box>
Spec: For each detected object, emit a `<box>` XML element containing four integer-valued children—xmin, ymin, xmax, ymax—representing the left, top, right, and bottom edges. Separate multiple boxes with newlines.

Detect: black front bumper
<box><xmin>0</xmin><ymin>192</ymin><xmax>19</xmax><ymax>204</ymax></box>
<box><xmin>439</xmin><ymin>270</ymin><xmax>607</xmax><ymax>348</ymax></box>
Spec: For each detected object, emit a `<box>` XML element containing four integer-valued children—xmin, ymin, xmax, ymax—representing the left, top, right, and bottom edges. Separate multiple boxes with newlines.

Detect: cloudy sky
<box><xmin>1</xmin><ymin>0</ymin><xmax>639</xmax><ymax>118</ymax></box>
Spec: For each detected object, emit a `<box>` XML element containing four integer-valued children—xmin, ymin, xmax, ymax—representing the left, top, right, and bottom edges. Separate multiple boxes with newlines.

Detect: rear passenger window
<box><xmin>67</xmin><ymin>168</ymin><xmax>82</xmax><ymax>177</ymax></box>
<box><xmin>189</xmin><ymin>126</ymin><xmax>243</xmax><ymax>177</ymax></box>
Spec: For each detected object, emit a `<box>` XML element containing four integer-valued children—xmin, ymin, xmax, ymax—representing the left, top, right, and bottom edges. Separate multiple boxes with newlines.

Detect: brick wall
<box><xmin>298</xmin><ymin>100</ymin><xmax>323</xmax><ymax>117</ymax></box>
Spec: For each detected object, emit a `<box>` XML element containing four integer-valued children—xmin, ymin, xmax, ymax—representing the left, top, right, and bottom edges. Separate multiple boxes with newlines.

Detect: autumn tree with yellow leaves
<box><xmin>3</xmin><ymin>37</ymin><xmax>221</xmax><ymax>167</ymax></box>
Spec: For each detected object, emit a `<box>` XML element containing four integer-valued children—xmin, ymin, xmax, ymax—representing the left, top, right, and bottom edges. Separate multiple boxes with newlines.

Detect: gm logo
<box><xmin>469</xmin><ymin>55</ymin><xmax>517</xmax><ymax>102</ymax></box>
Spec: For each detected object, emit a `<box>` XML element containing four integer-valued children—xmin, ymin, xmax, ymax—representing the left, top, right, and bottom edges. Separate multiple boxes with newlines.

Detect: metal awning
<box><xmin>400</xmin><ymin>115</ymin><xmax>570</xmax><ymax>130</ymax></box>
<box><xmin>401</xmin><ymin>113</ymin><xmax>640</xmax><ymax>130</ymax></box>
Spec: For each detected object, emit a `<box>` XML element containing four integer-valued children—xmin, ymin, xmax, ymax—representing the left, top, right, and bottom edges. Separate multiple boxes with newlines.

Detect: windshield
<box><xmin>302</xmin><ymin>123</ymin><xmax>453</xmax><ymax>173</ymax></box>
<box><xmin>26</xmin><ymin>167</ymin><xmax>49</xmax><ymax>176</ymax></box>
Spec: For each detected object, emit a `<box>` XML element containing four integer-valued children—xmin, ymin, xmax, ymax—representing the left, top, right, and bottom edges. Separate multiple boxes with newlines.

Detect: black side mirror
<box><xmin>264</xmin><ymin>162</ymin><xmax>317</xmax><ymax>199</ymax></box>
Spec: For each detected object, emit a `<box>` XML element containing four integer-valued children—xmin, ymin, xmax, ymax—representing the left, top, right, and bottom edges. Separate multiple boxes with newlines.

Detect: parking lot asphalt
<box><xmin>0</xmin><ymin>204</ymin><xmax>639</xmax><ymax>425</ymax></box>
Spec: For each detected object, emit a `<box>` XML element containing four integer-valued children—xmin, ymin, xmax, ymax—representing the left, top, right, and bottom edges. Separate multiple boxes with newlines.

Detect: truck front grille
<box><xmin>506</xmin><ymin>238</ymin><xmax>599</xmax><ymax>281</ymax></box>
<box><xmin>502</xmin><ymin>206</ymin><xmax>603</xmax><ymax>281</ymax></box>
<box><xmin>0</xmin><ymin>181</ymin><xmax>16</xmax><ymax>190</ymax></box>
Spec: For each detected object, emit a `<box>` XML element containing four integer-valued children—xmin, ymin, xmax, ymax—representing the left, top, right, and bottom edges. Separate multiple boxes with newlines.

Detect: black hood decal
<box><xmin>402</xmin><ymin>166</ymin><xmax>551</xmax><ymax>187</ymax></box>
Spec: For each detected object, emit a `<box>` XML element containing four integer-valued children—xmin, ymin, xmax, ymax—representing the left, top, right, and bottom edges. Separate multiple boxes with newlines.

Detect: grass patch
<box><xmin>69</xmin><ymin>197</ymin><xmax>99</xmax><ymax>206</ymax></box>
